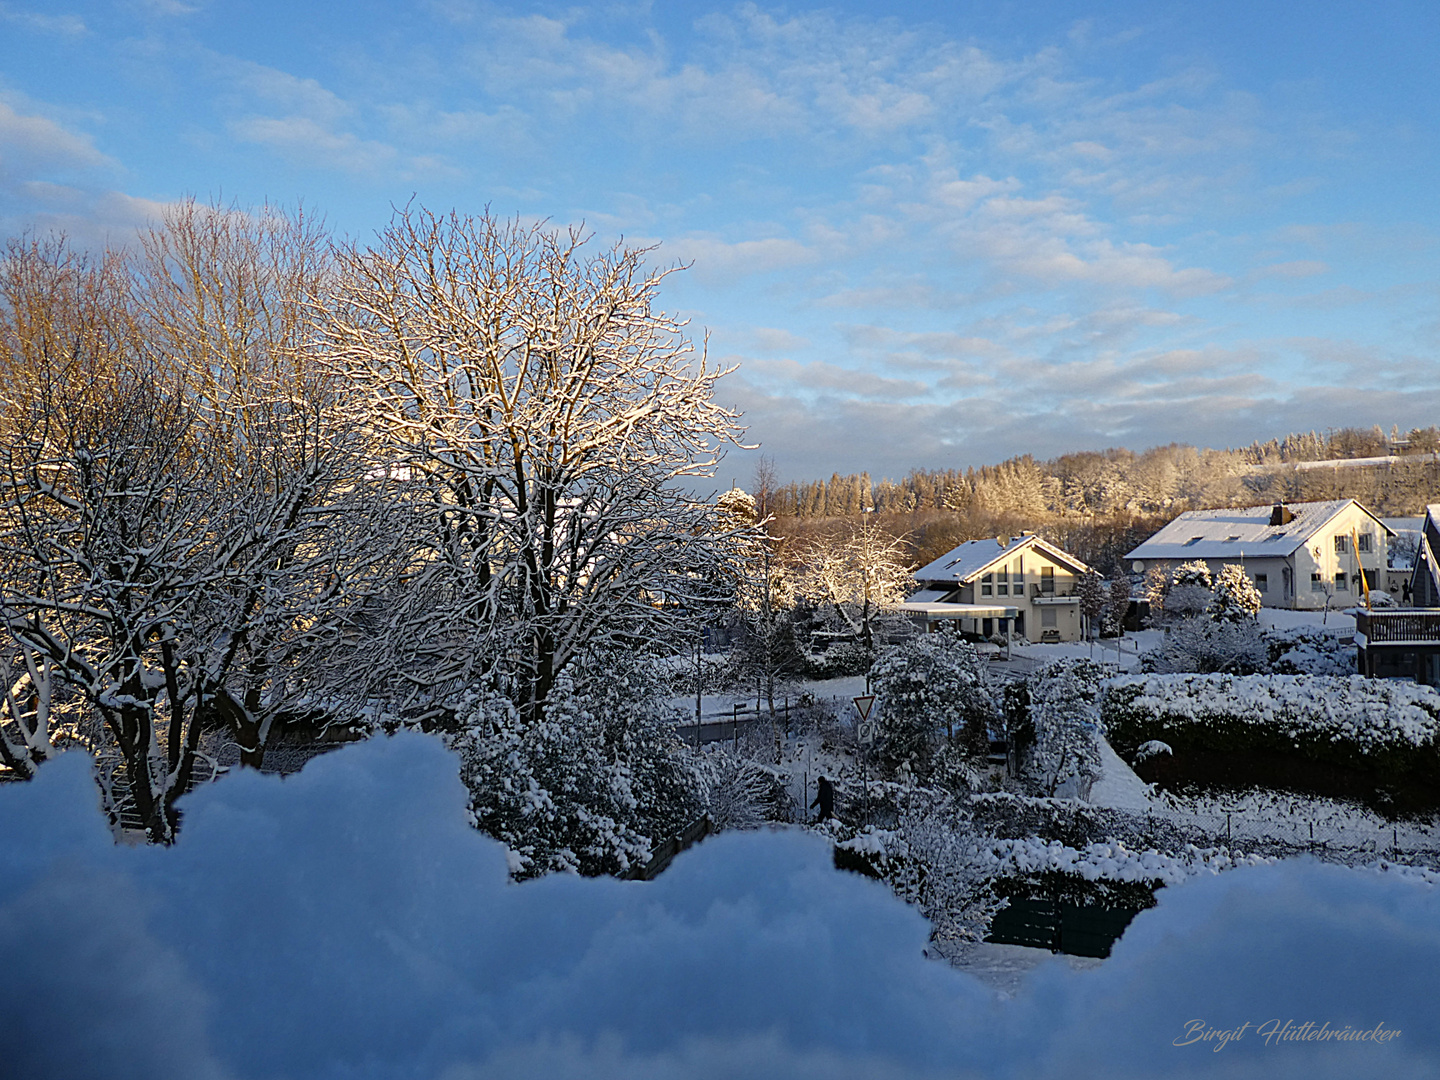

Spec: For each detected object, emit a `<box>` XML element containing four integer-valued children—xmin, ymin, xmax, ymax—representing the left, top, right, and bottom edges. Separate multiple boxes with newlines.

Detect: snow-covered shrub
<box><xmin>1022</xmin><ymin>660</ymin><xmax>1109</xmax><ymax>799</ymax></box>
<box><xmin>801</xmin><ymin>639</ymin><xmax>873</xmax><ymax>680</ymax></box>
<box><xmin>1264</xmin><ymin>626</ymin><xmax>1356</xmax><ymax>675</ymax></box>
<box><xmin>1139</xmin><ymin>615</ymin><xmax>1267</xmax><ymax>674</ymax></box>
<box><xmin>1165</xmin><ymin>560</ymin><xmax>1214</xmax><ymax>617</ymax></box>
<box><xmin>836</xmin><ymin>795</ymin><xmax>1008</xmax><ymax>961</ymax></box>
<box><xmin>691</xmin><ymin>747</ymin><xmax>789</xmax><ymax>830</ymax></box>
<box><xmin>867</xmin><ymin>631</ymin><xmax>995</xmax><ymax>783</ymax></box>
<box><xmin>447</xmin><ymin>649</ymin><xmax>699</xmax><ymax>879</ymax></box>
<box><xmin>1207</xmin><ymin>564</ymin><xmax>1261</xmax><ymax>622</ymax></box>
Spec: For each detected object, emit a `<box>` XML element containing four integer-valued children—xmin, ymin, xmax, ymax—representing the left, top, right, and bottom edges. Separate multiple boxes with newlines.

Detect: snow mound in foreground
<box><xmin>2</xmin><ymin>733</ymin><xmax>1437</xmax><ymax>1080</ymax></box>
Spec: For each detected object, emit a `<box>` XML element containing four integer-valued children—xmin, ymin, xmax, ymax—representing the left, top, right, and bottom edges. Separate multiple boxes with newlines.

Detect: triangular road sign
<box><xmin>853</xmin><ymin>694</ymin><xmax>876</xmax><ymax>721</ymax></box>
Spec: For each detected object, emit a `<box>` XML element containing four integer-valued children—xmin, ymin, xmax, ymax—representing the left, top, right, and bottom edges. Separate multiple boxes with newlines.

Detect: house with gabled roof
<box><xmin>1125</xmin><ymin>499</ymin><xmax>1392</xmax><ymax>610</ymax></box>
<box><xmin>901</xmin><ymin>533</ymin><xmax>1090</xmax><ymax>642</ymax></box>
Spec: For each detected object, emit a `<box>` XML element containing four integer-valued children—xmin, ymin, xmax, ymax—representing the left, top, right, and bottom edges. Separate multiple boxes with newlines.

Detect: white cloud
<box><xmin>228</xmin><ymin>116</ymin><xmax>398</xmax><ymax>174</ymax></box>
<box><xmin>661</xmin><ymin>233</ymin><xmax>819</xmax><ymax>284</ymax></box>
<box><xmin>0</xmin><ymin>99</ymin><xmax>114</xmax><ymax>175</ymax></box>
<box><xmin>0</xmin><ymin>4</ymin><xmax>85</xmax><ymax>35</ymax></box>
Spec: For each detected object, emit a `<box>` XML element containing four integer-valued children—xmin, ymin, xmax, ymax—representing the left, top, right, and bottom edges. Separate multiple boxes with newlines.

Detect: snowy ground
<box><xmin>948</xmin><ymin>941</ymin><xmax>1103</xmax><ymax>997</ymax></box>
<box><xmin>1088</xmin><ymin>737</ymin><xmax>1158</xmax><ymax>811</ymax></box>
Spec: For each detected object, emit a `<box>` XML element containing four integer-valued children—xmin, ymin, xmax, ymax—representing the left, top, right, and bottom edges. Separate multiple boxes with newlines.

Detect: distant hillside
<box><xmin>754</xmin><ymin>425</ymin><xmax>1440</xmax><ymax>575</ymax></box>
<box><xmin>761</xmin><ymin>425</ymin><xmax>1440</xmax><ymax>522</ymax></box>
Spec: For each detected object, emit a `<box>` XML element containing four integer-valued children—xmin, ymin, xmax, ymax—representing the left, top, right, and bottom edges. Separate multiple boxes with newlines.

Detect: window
<box><xmin>1335</xmin><ymin>572</ymin><xmax>1348</xmax><ymax>592</ymax></box>
<box><xmin>1041</xmin><ymin>566</ymin><xmax>1055</xmax><ymax>594</ymax></box>
<box><xmin>1184</xmin><ymin>536</ymin><xmax>1204</xmax><ymax>546</ymax></box>
<box><xmin>1358</xmin><ymin>533</ymin><xmax>1374</xmax><ymax>553</ymax></box>
<box><xmin>1012</xmin><ymin>558</ymin><xmax>1024</xmax><ymax>592</ymax></box>
<box><xmin>981</xmin><ymin>573</ymin><xmax>993</xmax><ymax>597</ymax></box>
<box><xmin>1255</xmin><ymin>573</ymin><xmax>1268</xmax><ymax>593</ymax></box>
<box><xmin>996</xmin><ymin>566</ymin><xmax>1008</xmax><ymax>595</ymax></box>
<box><xmin>1311</xmin><ymin>573</ymin><xmax>1324</xmax><ymax>592</ymax></box>
<box><xmin>1334</xmin><ymin>535</ymin><xmax>1349</xmax><ymax>554</ymax></box>
<box><xmin>1041</xmin><ymin>607</ymin><xmax>1058</xmax><ymax>628</ymax></box>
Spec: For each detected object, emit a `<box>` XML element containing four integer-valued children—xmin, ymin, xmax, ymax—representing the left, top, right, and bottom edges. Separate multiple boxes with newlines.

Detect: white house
<box><xmin>1125</xmin><ymin>499</ymin><xmax>1392</xmax><ymax>610</ymax></box>
<box><xmin>901</xmin><ymin>533</ymin><xmax>1090</xmax><ymax>643</ymax></box>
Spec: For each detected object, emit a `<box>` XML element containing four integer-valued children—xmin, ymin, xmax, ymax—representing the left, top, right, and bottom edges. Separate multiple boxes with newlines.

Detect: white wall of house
<box><xmin>1290</xmin><ymin>505</ymin><xmax>1388</xmax><ymax>610</ymax></box>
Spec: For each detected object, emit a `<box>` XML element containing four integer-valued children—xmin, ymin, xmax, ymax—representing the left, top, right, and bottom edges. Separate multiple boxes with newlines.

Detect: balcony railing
<box><xmin>1354</xmin><ymin>609</ymin><xmax>1440</xmax><ymax>644</ymax></box>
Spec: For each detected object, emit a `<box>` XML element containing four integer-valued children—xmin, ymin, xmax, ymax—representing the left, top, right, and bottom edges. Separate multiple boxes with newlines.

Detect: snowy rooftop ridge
<box><xmin>1125</xmin><ymin>498</ymin><xmax>1390</xmax><ymax>562</ymax></box>
<box><xmin>913</xmin><ymin>533</ymin><xmax>1087</xmax><ymax>586</ymax></box>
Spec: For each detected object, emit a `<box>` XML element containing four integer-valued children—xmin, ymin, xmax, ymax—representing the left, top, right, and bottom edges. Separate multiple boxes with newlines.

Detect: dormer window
<box><xmin>1184</xmin><ymin>536</ymin><xmax>1204</xmax><ymax>546</ymax></box>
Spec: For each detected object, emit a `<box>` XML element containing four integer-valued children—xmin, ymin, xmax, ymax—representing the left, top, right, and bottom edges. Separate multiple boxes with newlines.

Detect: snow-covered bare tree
<box><xmin>323</xmin><ymin>208</ymin><xmax>748</xmax><ymax>724</ymax></box>
<box><xmin>727</xmin><ymin>498</ymin><xmax>802</xmax><ymax>719</ymax></box>
<box><xmin>0</xmin><ymin>213</ymin><xmax>399</xmax><ymax>840</ymax></box>
<box><xmin>129</xmin><ymin>200</ymin><xmax>406</xmax><ymax>767</ymax></box>
<box><xmin>795</xmin><ymin>515</ymin><xmax>912</xmax><ymax>653</ymax></box>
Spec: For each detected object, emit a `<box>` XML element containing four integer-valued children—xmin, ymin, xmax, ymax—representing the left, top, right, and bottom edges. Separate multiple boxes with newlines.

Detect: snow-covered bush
<box><xmin>836</xmin><ymin>796</ymin><xmax>1008</xmax><ymax>961</ymax></box>
<box><xmin>801</xmin><ymin>639</ymin><xmax>873</xmax><ymax>680</ymax></box>
<box><xmin>447</xmin><ymin>649</ymin><xmax>699</xmax><ymax>879</ymax></box>
<box><xmin>867</xmin><ymin>631</ymin><xmax>995</xmax><ymax>783</ymax></box>
<box><xmin>1207</xmin><ymin>564</ymin><xmax>1262</xmax><ymax>622</ymax></box>
<box><xmin>1165</xmin><ymin>560</ymin><xmax>1214</xmax><ymax>617</ymax></box>
<box><xmin>1022</xmin><ymin>660</ymin><xmax>1109</xmax><ymax>799</ymax></box>
<box><xmin>1264</xmin><ymin>626</ymin><xmax>1356</xmax><ymax>675</ymax></box>
<box><xmin>692</xmin><ymin>747</ymin><xmax>791</xmax><ymax>830</ymax></box>
<box><xmin>1139</xmin><ymin>616</ymin><xmax>1267</xmax><ymax>674</ymax></box>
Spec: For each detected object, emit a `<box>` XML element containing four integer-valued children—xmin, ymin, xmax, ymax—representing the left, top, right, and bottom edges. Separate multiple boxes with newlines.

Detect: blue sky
<box><xmin>2</xmin><ymin>1</ymin><xmax>1437</xmax><ymax>483</ymax></box>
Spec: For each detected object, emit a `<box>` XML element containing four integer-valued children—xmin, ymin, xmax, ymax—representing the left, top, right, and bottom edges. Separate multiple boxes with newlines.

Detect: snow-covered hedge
<box><xmin>1102</xmin><ymin>673</ymin><xmax>1440</xmax><ymax>780</ymax></box>
<box><xmin>989</xmin><ymin>836</ymin><xmax>1275</xmax><ymax>887</ymax></box>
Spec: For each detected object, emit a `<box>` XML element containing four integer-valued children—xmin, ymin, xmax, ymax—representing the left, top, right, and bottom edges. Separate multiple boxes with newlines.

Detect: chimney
<box><xmin>1269</xmin><ymin>503</ymin><xmax>1294</xmax><ymax>527</ymax></box>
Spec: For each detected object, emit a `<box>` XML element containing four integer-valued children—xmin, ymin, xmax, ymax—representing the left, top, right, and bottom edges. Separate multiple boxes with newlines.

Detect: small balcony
<box><xmin>1352</xmin><ymin>609</ymin><xmax>1440</xmax><ymax>645</ymax></box>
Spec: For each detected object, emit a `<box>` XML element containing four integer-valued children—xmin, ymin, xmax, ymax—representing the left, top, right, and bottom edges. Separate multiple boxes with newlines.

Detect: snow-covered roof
<box><xmin>1125</xmin><ymin>500</ymin><xmax>1391</xmax><ymax>562</ymax></box>
<box><xmin>912</xmin><ymin>534</ymin><xmax>1088</xmax><ymax>586</ymax></box>
<box><xmin>905</xmin><ymin>587</ymin><xmax>956</xmax><ymax>604</ymax></box>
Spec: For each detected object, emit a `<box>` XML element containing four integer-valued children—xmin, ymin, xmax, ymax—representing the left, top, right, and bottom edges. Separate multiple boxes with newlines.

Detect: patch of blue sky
<box><xmin>1</xmin><ymin>0</ymin><xmax>1435</xmax><ymax>481</ymax></box>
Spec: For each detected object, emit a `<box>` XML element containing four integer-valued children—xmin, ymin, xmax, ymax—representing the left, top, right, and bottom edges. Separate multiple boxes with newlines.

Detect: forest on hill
<box><xmin>756</xmin><ymin>426</ymin><xmax>1440</xmax><ymax>575</ymax></box>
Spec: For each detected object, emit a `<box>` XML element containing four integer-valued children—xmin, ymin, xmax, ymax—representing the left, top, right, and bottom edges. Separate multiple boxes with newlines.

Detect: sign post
<box><xmin>854</xmin><ymin>695</ymin><xmax>876</xmax><ymax>825</ymax></box>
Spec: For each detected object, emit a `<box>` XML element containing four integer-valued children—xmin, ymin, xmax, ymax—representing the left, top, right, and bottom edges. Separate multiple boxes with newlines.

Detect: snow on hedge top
<box><xmin>992</xmin><ymin>837</ymin><xmax>1275</xmax><ymax>886</ymax></box>
<box><xmin>1104</xmin><ymin>673</ymin><xmax>1440</xmax><ymax>751</ymax></box>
